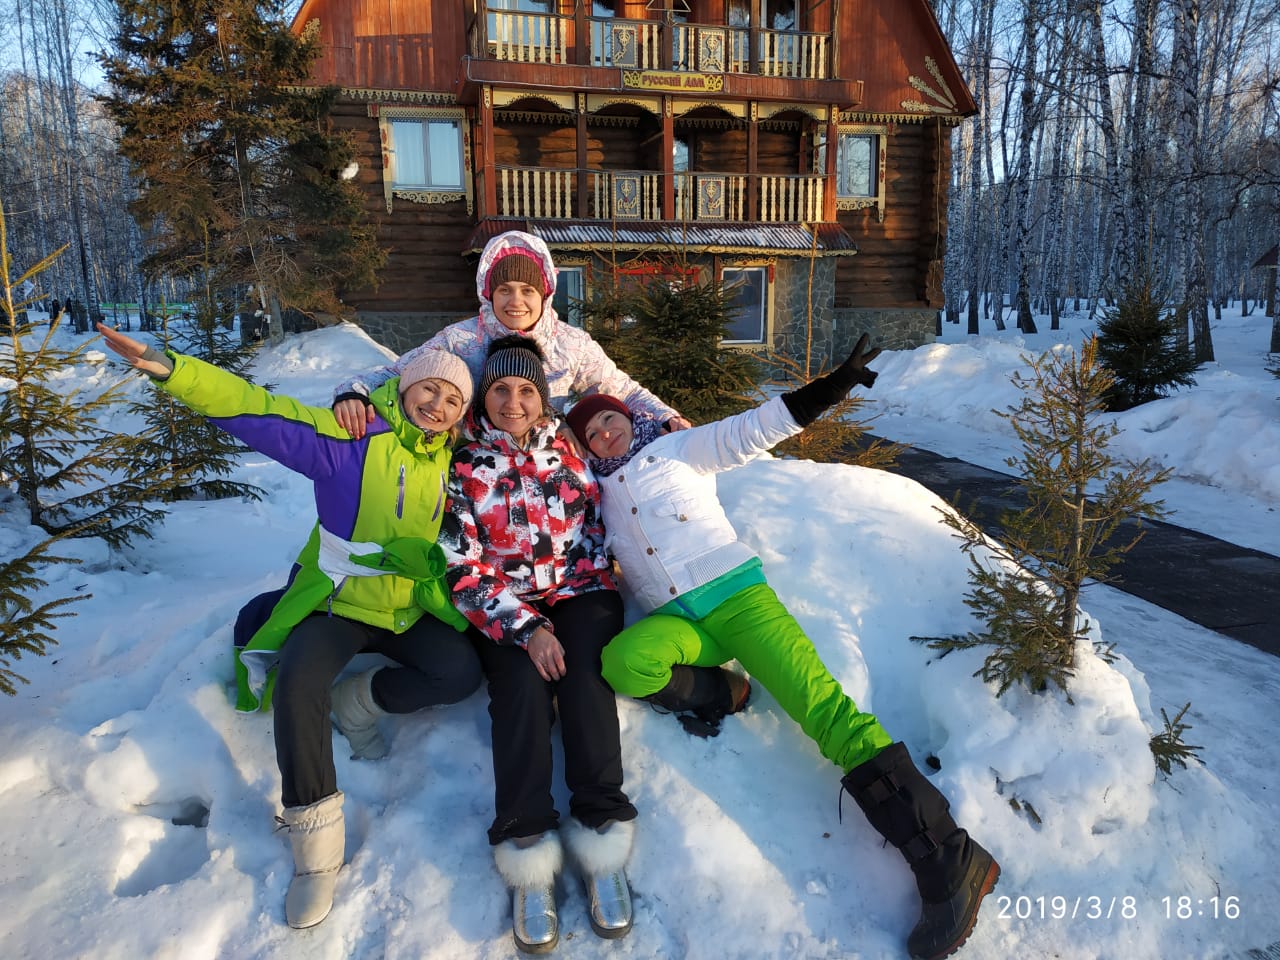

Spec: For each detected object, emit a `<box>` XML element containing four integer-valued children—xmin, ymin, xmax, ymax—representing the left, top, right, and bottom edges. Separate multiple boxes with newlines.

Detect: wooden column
<box><xmin>749</xmin><ymin>0</ymin><xmax>761</xmax><ymax>74</ymax></box>
<box><xmin>747</xmin><ymin>102</ymin><xmax>759</xmax><ymax>221</ymax></box>
<box><xmin>662</xmin><ymin>97</ymin><xmax>675</xmax><ymax>220</ymax></box>
<box><xmin>823</xmin><ymin>105</ymin><xmax>838</xmax><ymax>222</ymax></box>
<box><xmin>480</xmin><ymin>86</ymin><xmax>496</xmax><ymax>217</ymax></box>
<box><xmin>573</xmin><ymin>0</ymin><xmax>587</xmax><ymax>64</ymax></box>
<box><xmin>576</xmin><ymin>94</ymin><xmax>589</xmax><ymax>217</ymax></box>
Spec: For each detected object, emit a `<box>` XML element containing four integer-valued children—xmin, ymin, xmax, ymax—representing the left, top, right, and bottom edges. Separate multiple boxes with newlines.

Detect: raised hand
<box><xmin>781</xmin><ymin>332</ymin><xmax>883</xmax><ymax>427</ymax></box>
<box><xmin>95</xmin><ymin>322</ymin><xmax>171</xmax><ymax>379</ymax></box>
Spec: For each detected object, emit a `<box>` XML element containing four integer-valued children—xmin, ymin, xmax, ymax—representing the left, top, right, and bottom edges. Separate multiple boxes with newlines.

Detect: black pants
<box><xmin>273</xmin><ymin>611</ymin><xmax>483</xmax><ymax>808</ymax></box>
<box><xmin>474</xmin><ymin>589</ymin><xmax>637</xmax><ymax>845</ymax></box>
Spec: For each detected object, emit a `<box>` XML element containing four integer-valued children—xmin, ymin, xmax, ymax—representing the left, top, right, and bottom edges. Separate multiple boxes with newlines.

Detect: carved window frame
<box><xmin>375</xmin><ymin>105</ymin><xmax>472</xmax><ymax>214</ymax></box>
<box><xmin>834</xmin><ymin>124</ymin><xmax>887</xmax><ymax>221</ymax></box>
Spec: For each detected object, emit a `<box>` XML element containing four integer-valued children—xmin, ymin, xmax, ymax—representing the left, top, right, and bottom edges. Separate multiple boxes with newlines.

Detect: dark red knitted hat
<box><xmin>566</xmin><ymin>393</ymin><xmax>631</xmax><ymax>443</ymax></box>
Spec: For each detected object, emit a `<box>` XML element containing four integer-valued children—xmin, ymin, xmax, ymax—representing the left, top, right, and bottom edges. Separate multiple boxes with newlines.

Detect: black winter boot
<box><xmin>643</xmin><ymin>666</ymin><xmax>751</xmax><ymax>737</ymax></box>
<box><xmin>841</xmin><ymin>742</ymin><xmax>999</xmax><ymax>960</ymax></box>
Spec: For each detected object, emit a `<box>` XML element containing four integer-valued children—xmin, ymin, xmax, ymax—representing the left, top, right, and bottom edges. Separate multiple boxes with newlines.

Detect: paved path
<box><xmin>863</xmin><ymin>438</ymin><xmax>1279</xmax><ymax>658</ymax></box>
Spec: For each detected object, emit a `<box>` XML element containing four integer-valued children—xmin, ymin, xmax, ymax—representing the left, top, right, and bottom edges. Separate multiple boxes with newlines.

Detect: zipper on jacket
<box><xmin>432</xmin><ymin>471</ymin><xmax>444</xmax><ymax>521</ymax></box>
<box><xmin>396</xmin><ymin>464</ymin><xmax>406</xmax><ymax>519</ymax></box>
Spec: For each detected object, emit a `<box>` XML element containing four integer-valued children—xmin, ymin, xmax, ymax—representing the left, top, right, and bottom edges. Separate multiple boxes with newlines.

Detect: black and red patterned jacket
<box><xmin>440</xmin><ymin>414</ymin><xmax>617</xmax><ymax>646</ymax></box>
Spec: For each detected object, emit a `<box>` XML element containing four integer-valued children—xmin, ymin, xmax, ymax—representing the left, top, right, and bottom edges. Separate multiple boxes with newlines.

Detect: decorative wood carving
<box><xmin>612</xmin><ymin>175</ymin><xmax>643</xmax><ymax>219</ymax></box>
<box><xmin>902</xmin><ymin>57</ymin><xmax>959</xmax><ymax>115</ymax></box>
<box><xmin>697</xmin><ymin>176</ymin><xmax>726</xmax><ymax>220</ymax></box>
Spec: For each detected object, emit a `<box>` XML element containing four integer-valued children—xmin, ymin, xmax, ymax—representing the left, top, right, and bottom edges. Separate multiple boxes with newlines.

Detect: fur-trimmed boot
<box><xmin>564</xmin><ymin>818</ymin><xmax>635</xmax><ymax>939</ymax></box>
<box><xmin>279</xmin><ymin>791</ymin><xmax>345</xmax><ymax>929</ymax></box>
<box><xmin>494</xmin><ymin>832</ymin><xmax>564</xmax><ymax>954</ymax></box>
<box><xmin>331</xmin><ymin>668</ymin><xmax>388</xmax><ymax>760</ymax></box>
<box><xmin>841</xmin><ymin>742</ymin><xmax>1000</xmax><ymax>960</ymax></box>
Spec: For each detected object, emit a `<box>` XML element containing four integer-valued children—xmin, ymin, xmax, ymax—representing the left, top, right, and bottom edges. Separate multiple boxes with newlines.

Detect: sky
<box><xmin>1</xmin><ymin>306</ymin><xmax>1278</xmax><ymax>960</ymax></box>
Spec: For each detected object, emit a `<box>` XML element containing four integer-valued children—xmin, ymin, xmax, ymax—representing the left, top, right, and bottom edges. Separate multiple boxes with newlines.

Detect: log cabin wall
<box><xmin>292</xmin><ymin>0</ymin><xmax>976</xmax><ymax>362</ymax></box>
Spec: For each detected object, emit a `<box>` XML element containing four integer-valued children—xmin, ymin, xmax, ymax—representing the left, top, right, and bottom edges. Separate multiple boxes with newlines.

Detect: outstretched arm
<box><xmin>781</xmin><ymin>332</ymin><xmax>882</xmax><ymax>427</ymax></box>
<box><xmin>96</xmin><ymin>323</ymin><xmax>172</xmax><ymax>379</ymax></box>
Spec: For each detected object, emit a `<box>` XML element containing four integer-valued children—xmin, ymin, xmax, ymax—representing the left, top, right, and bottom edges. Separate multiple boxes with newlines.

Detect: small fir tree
<box><xmin>580</xmin><ymin>268</ymin><xmax>760</xmax><ymax>424</ymax></box>
<box><xmin>919</xmin><ymin>338</ymin><xmax>1171</xmax><ymax>695</ymax></box>
<box><xmin>0</xmin><ymin>197</ymin><xmax>174</xmax><ymax>548</ymax></box>
<box><xmin>764</xmin><ymin>351</ymin><xmax>902</xmax><ymax>470</ymax></box>
<box><xmin>112</xmin><ymin>296</ymin><xmax>266</xmax><ymax>504</ymax></box>
<box><xmin>1095</xmin><ymin>276</ymin><xmax>1201</xmax><ymax>410</ymax></box>
<box><xmin>1149</xmin><ymin>702</ymin><xmax>1204</xmax><ymax>775</ymax></box>
<box><xmin>0</xmin><ymin>533</ymin><xmax>87</xmax><ymax>696</ymax></box>
<box><xmin>0</xmin><ymin>200</ymin><xmax>90</xmax><ymax>692</ymax></box>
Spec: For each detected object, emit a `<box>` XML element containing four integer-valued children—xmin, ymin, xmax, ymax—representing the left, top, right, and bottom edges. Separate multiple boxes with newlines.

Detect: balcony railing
<box><xmin>477</xmin><ymin>8</ymin><xmax>830</xmax><ymax>80</ymax></box>
<box><xmin>486</xmin><ymin>10</ymin><xmax>569</xmax><ymax>64</ymax></box>
<box><xmin>492</xmin><ymin>166</ymin><xmax>827</xmax><ymax>223</ymax></box>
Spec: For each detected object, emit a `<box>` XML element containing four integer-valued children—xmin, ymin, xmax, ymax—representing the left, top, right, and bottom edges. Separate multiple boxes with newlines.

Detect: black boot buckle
<box><xmin>860</xmin><ymin>771</ymin><xmax>900</xmax><ymax>807</ymax></box>
<box><xmin>902</xmin><ymin>828</ymin><xmax>941</xmax><ymax>862</ymax></box>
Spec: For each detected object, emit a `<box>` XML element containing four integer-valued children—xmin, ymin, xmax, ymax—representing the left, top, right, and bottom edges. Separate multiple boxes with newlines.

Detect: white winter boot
<box><xmin>279</xmin><ymin>791</ymin><xmax>345</xmax><ymax>929</ymax></box>
<box><xmin>564</xmin><ymin>818</ymin><xmax>635</xmax><ymax>939</ymax></box>
<box><xmin>494</xmin><ymin>832</ymin><xmax>564</xmax><ymax>954</ymax></box>
<box><xmin>331</xmin><ymin>668</ymin><xmax>388</xmax><ymax>760</ymax></box>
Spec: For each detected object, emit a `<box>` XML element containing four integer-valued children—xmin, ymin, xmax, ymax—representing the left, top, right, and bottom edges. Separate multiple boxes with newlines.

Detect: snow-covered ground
<box><xmin>1</xmin><ymin>308</ymin><xmax>1276</xmax><ymax>959</ymax></box>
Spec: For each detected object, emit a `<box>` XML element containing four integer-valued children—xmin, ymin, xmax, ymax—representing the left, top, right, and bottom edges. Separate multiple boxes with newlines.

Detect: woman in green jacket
<box><xmin>97</xmin><ymin>323</ymin><xmax>482</xmax><ymax>930</ymax></box>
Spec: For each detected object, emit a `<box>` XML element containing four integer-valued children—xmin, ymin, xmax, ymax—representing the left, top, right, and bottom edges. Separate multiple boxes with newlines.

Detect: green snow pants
<box><xmin>601</xmin><ymin>582</ymin><xmax>893</xmax><ymax>773</ymax></box>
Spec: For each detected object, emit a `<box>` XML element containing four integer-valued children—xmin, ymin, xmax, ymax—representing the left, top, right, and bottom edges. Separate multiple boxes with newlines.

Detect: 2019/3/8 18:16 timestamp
<box><xmin>1162</xmin><ymin>896</ymin><xmax>1241</xmax><ymax>919</ymax></box>
<box><xmin>996</xmin><ymin>895</ymin><xmax>1242</xmax><ymax>920</ymax></box>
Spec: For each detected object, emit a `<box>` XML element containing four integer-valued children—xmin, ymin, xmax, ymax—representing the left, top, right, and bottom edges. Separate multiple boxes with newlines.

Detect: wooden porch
<box><xmin>473</xmin><ymin>8</ymin><xmax>830</xmax><ymax>80</ymax></box>
<box><xmin>487</xmin><ymin>166</ymin><xmax>827</xmax><ymax>224</ymax></box>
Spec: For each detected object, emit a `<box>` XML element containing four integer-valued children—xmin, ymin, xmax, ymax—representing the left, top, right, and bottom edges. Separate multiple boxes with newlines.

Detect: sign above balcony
<box><xmin>621</xmin><ymin>70</ymin><xmax>725</xmax><ymax>94</ymax></box>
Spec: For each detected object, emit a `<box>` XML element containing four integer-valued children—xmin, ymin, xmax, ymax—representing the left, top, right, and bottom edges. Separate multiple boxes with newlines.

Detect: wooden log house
<box><xmin>290</xmin><ymin>0</ymin><xmax>976</xmax><ymax>366</ymax></box>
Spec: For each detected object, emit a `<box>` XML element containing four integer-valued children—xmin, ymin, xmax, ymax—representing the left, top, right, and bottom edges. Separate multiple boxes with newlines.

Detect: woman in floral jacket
<box><xmin>439</xmin><ymin>335</ymin><xmax>638</xmax><ymax>954</ymax></box>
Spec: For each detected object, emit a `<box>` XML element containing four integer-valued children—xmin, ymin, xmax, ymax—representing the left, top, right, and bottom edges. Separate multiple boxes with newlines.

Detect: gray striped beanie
<box><xmin>479</xmin><ymin>337</ymin><xmax>550</xmax><ymax>413</ymax></box>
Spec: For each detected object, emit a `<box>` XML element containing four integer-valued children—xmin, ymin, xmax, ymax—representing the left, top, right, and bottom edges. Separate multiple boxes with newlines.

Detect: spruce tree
<box><xmin>98</xmin><ymin>0</ymin><xmax>384</xmax><ymax>326</ymax></box>
<box><xmin>0</xmin><ymin>197</ymin><xmax>174</xmax><ymax>548</ymax></box>
<box><xmin>0</xmin><ymin>534</ymin><xmax>86</xmax><ymax>696</ymax></box>
<box><xmin>1095</xmin><ymin>276</ymin><xmax>1201</xmax><ymax>410</ymax></box>
<box><xmin>581</xmin><ymin>269</ymin><xmax>760</xmax><ymax>424</ymax></box>
<box><xmin>920</xmin><ymin>338</ymin><xmax>1170</xmax><ymax>695</ymax></box>
<box><xmin>112</xmin><ymin>295</ymin><xmax>267</xmax><ymax>504</ymax></box>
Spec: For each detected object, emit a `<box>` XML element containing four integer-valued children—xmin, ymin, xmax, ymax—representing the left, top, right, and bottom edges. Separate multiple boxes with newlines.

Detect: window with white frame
<box><xmin>837</xmin><ymin>131</ymin><xmax>877</xmax><ymax>197</ymax></box>
<box><xmin>816</xmin><ymin>123</ymin><xmax>887</xmax><ymax>218</ymax></box>
<box><xmin>388</xmin><ymin>118</ymin><xmax>463</xmax><ymax>191</ymax></box>
<box><xmin>721</xmin><ymin>266</ymin><xmax>768</xmax><ymax>344</ymax></box>
<box><xmin>552</xmin><ymin>266</ymin><xmax>584</xmax><ymax>327</ymax></box>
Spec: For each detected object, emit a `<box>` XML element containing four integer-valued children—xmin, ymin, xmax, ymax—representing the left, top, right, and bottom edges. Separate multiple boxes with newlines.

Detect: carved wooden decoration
<box><xmin>902</xmin><ymin>57</ymin><xmax>959</xmax><ymax>115</ymax></box>
<box><xmin>612</xmin><ymin>175</ymin><xmax>643</xmax><ymax>219</ymax></box>
<box><xmin>697</xmin><ymin>176</ymin><xmax>726</xmax><ymax>220</ymax></box>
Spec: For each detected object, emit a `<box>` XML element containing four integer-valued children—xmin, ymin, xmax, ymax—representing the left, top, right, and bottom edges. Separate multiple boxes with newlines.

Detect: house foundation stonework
<box><xmin>834</xmin><ymin>308</ymin><xmax>938</xmax><ymax>355</ymax></box>
<box><xmin>769</xmin><ymin>256</ymin><xmax>836</xmax><ymax>370</ymax></box>
<box><xmin>355</xmin><ymin>312</ymin><xmax>464</xmax><ymax>357</ymax></box>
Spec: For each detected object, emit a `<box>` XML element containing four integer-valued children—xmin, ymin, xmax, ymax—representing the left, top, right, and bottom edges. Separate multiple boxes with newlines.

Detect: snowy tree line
<box><xmin>934</xmin><ymin>0</ymin><xmax>1280</xmax><ymax>360</ymax></box>
<box><xmin>0</xmin><ymin>0</ymin><xmax>163</xmax><ymax>319</ymax></box>
<box><xmin>0</xmin><ymin>0</ymin><xmax>1278</xmax><ymax>355</ymax></box>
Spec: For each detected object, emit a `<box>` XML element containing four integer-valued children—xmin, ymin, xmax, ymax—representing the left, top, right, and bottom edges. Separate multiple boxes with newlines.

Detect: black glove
<box><xmin>781</xmin><ymin>333</ymin><xmax>882</xmax><ymax>427</ymax></box>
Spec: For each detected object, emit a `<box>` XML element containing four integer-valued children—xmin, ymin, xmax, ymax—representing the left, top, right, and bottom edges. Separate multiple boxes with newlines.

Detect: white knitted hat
<box><xmin>398</xmin><ymin>349</ymin><xmax>473</xmax><ymax>409</ymax></box>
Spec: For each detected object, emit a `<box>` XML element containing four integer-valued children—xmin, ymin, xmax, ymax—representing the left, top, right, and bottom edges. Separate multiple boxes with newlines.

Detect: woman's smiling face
<box><xmin>402</xmin><ymin>378</ymin><xmax>465</xmax><ymax>432</ymax></box>
<box><xmin>491</xmin><ymin>281</ymin><xmax>544</xmax><ymax>331</ymax></box>
<box><xmin>583</xmin><ymin>408</ymin><xmax>634</xmax><ymax>459</ymax></box>
<box><xmin>484</xmin><ymin>375</ymin><xmax>544</xmax><ymax>443</ymax></box>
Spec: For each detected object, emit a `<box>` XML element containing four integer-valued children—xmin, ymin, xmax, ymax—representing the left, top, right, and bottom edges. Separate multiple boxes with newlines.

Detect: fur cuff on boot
<box><xmin>494</xmin><ymin>832</ymin><xmax>564</xmax><ymax>888</ymax></box>
<box><xmin>563</xmin><ymin>818</ymin><xmax>635</xmax><ymax>875</ymax></box>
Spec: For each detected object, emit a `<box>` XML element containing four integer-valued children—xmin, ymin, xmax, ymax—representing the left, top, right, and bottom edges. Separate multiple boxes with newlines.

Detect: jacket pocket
<box><xmin>655</xmin><ymin>495</ymin><xmax>701</xmax><ymax>523</ymax></box>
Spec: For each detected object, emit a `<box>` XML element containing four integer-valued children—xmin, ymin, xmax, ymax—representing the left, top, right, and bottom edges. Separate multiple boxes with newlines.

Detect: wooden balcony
<box><xmin>471</xmin><ymin>9</ymin><xmax>830</xmax><ymax>81</ymax></box>
<box><xmin>491</xmin><ymin>166</ymin><xmax>828</xmax><ymax>223</ymax></box>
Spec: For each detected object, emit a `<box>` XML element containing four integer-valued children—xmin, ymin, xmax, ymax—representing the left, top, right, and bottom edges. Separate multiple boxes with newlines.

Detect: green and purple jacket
<box><xmin>155</xmin><ymin>353</ymin><xmax>467</xmax><ymax>712</ymax></box>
